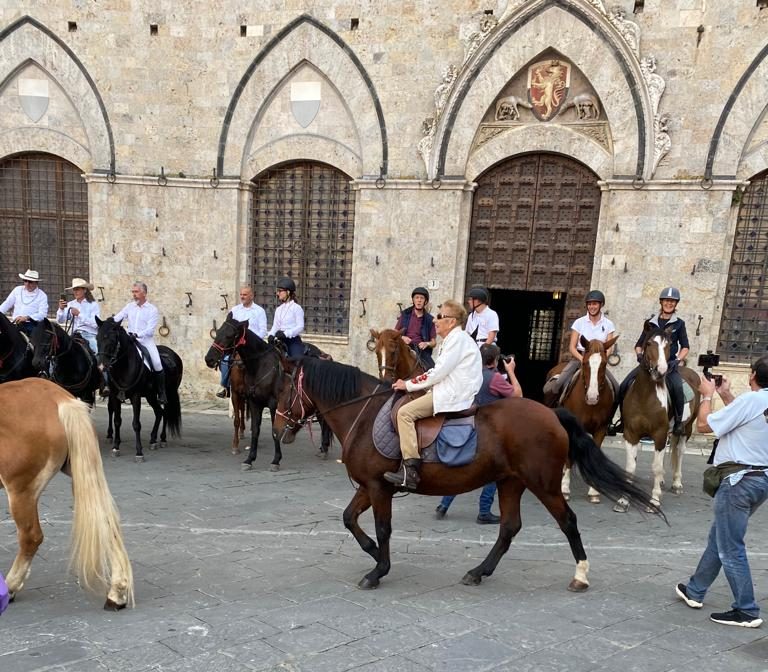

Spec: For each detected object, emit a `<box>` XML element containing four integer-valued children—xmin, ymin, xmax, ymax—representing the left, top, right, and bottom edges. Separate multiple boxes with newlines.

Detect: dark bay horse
<box><xmin>274</xmin><ymin>357</ymin><xmax>664</xmax><ymax>591</ymax></box>
<box><xmin>614</xmin><ymin>322</ymin><xmax>700</xmax><ymax>512</ymax></box>
<box><xmin>96</xmin><ymin>317</ymin><xmax>183</xmax><ymax>462</ymax></box>
<box><xmin>547</xmin><ymin>335</ymin><xmax>619</xmax><ymax>504</ymax></box>
<box><xmin>369</xmin><ymin>328</ymin><xmax>428</xmax><ymax>382</ymax></box>
<box><xmin>0</xmin><ymin>312</ymin><xmax>37</xmax><ymax>382</ymax></box>
<box><xmin>204</xmin><ymin>317</ymin><xmax>332</xmax><ymax>470</ymax></box>
<box><xmin>0</xmin><ymin>378</ymin><xmax>134</xmax><ymax>609</ymax></box>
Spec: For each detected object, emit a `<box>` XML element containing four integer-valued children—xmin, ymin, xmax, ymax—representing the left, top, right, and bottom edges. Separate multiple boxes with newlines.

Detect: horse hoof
<box><xmin>240</xmin><ymin>463</ymin><xmax>253</xmax><ymax>472</ymax></box>
<box><xmin>358</xmin><ymin>576</ymin><xmax>379</xmax><ymax>590</ymax></box>
<box><xmin>671</xmin><ymin>484</ymin><xmax>683</xmax><ymax>495</ymax></box>
<box><xmin>562</xmin><ymin>492</ymin><xmax>570</xmax><ymax>502</ymax></box>
<box><xmin>8</xmin><ymin>592</ymin><xmax>15</xmax><ymax>603</ymax></box>
<box><xmin>588</xmin><ymin>495</ymin><xmax>601</xmax><ymax>504</ymax></box>
<box><xmin>316</xmin><ymin>450</ymin><xmax>328</xmax><ymax>460</ymax></box>
<box><xmin>160</xmin><ymin>442</ymin><xmax>167</xmax><ymax>449</ymax></box>
<box><xmin>231</xmin><ymin>448</ymin><xmax>241</xmax><ymax>456</ymax></box>
<box><xmin>134</xmin><ymin>455</ymin><xmax>145</xmax><ymax>463</ymax></box>
<box><xmin>103</xmin><ymin>598</ymin><xmax>127</xmax><ymax>611</ymax></box>
<box><xmin>269</xmin><ymin>464</ymin><xmax>280</xmax><ymax>472</ymax></box>
<box><xmin>460</xmin><ymin>573</ymin><xmax>482</xmax><ymax>586</ymax></box>
<box><xmin>148</xmin><ymin>443</ymin><xmax>158</xmax><ymax>451</ymax></box>
<box><xmin>106</xmin><ymin>432</ymin><xmax>113</xmax><ymax>440</ymax></box>
<box><xmin>112</xmin><ymin>449</ymin><xmax>121</xmax><ymax>458</ymax></box>
<box><xmin>567</xmin><ymin>579</ymin><xmax>589</xmax><ymax>593</ymax></box>
<box><xmin>612</xmin><ymin>502</ymin><xmax>629</xmax><ymax>513</ymax></box>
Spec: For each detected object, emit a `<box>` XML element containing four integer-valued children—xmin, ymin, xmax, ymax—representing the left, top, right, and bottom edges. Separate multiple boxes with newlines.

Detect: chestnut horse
<box><xmin>0</xmin><ymin>379</ymin><xmax>134</xmax><ymax>609</ymax></box>
<box><xmin>227</xmin><ymin>352</ymin><xmax>249</xmax><ymax>455</ymax></box>
<box><xmin>274</xmin><ymin>357</ymin><xmax>664</xmax><ymax>591</ymax></box>
<box><xmin>547</xmin><ymin>336</ymin><xmax>619</xmax><ymax>504</ymax></box>
<box><xmin>369</xmin><ymin>328</ymin><xmax>428</xmax><ymax>382</ymax></box>
<box><xmin>613</xmin><ymin>323</ymin><xmax>700</xmax><ymax>513</ymax></box>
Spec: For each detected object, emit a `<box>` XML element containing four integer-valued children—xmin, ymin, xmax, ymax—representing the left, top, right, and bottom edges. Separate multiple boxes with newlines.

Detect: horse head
<box><xmin>274</xmin><ymin>358</ymin><xmax>311</xmax><ymax>444</ymax></box>
<box><xmin>96</xmin><ymin>316</ymin><xmax>127</xmax><ymax>369</ymax></box>
<box><xmin>640</xmin><ymin>321</ymin><xmax>672</xmax><ymax>382</ymax></box>
<box><xmin>579</xmin><ymin>335</ymin><xmax>618</xmax><ymax>405</ymax></box>
<box><xmin>205</xmin><ymin>316</ymin><xmax>248</xmax><ymax>368</ymax></box>
<box><xmin>30</xmin><ymin>319</ymin><xmax>59</xmax><ymax>370</ymax></box>
<box><xmin>370</xmin><ymin>328</ymin><xmax>420</xmax><ymax>381</ymax></box>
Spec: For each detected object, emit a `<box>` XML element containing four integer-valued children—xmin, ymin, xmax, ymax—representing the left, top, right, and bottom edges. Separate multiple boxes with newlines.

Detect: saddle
<box><xmin>391</xmin><ymin>392</ymin><xmax>477</xmax><ymax>451</ymax></box>
<box><xmin>133</xmin><ymin>340</ymin><xmax>154</xmax><ymax>371</ymax></box>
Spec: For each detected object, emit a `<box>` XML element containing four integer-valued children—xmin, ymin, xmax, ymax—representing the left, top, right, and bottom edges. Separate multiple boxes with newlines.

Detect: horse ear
<box><xmin>643</xmin><ymin>319</ymin><xmax>654</xmax><ymax>333</ymax></box>
<box><xmin>579</xmin><ymin>335</ymin><xmax>590</xmax><ymax>351</ymax></box>
<box><xmin>370</xmin><ymin>328</ymin><xmax>380</xmax><ymax>340</ymax></box>
<box><xmin>226</xmin><ymin>311</ymin><xmax>233</xmax><ymax>321</ymax></box>
<box><xmin>397</xmin><ymin>328</ymin><xmax>405</xmax><ymax>336</ymax></box>
<box><xmin>604</xmin><ymin>334</ymin><xmax>619</xmax><ymax>351</ymax></box>
<box><xmin>96</xmin><ymin>316</ymin><xmax>103</xmax><ymax>326</ymax></box>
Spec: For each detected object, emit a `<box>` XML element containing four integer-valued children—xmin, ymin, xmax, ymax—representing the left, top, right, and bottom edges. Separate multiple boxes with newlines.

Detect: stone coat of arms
<box><xmin>527</xmin><ymin>60</ymin><xmax>570</xmax><ymax>121</ymax></box>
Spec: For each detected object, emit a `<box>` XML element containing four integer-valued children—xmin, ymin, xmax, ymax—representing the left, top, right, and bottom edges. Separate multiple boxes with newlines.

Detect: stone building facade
<box><xmin>0</xmin><ymin>0</ymin><xmax>767</xmax><ymax>398</ymax></box>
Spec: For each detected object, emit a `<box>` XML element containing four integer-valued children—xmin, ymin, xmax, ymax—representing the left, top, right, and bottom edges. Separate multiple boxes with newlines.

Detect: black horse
<box><xmin>0</xmin><ymin>312</ymin><xmax>37</xmax><ymax>382</ymax></box>
<box><xmin>96</xmin><ymin>317</ymin><xmax>183</xmax><ymax>462</ymax></box>
<box><xmin>204</xmin><ymin>317</ymin><xmax>332</xmax><ymax>471</ymax></box>
<box><xmin>30</xmin><ymin>319</ymin><xmax>103</xmax><ymax>405</ymax></box>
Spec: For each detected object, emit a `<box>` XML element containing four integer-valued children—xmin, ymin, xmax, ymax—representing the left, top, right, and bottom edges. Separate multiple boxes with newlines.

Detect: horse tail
<box><xmin>164</xmin><ymin>384</ymin><xmax>182</xmax><ymax>438</ymax></box>
<box><xmin>58</xmin><ymin>398</ymin><xmax>135</xmax><ymax>606</ymax></box>
<box><xmin>554</xmin><ymin>407</ymin><xmax>667</xmax><ymax>523</ymax></box>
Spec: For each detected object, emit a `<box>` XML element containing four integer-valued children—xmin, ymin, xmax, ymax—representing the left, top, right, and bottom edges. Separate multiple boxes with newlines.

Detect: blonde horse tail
<box><xmin>58</xmin><ymin>398</ymin><xmax>135</xmax><ymax>608</ymax></box>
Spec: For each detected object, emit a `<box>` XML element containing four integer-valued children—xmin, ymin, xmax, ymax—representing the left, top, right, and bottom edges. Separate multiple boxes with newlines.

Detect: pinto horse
<box><xmin>0</xmin><ymin>378</ymin><xmax>134</xmax><ymax>609</ymax></box>
<box><xmin>0</xmin><ymin>312</ymin><xmax>37</xmax><ymax>382</ymax></box>
<box><xmin>274</xmin><ymin>357</ymin><xmax>664</xmax><ymax>591</ymax></box>
<box><xmin>96</xmin><ymin>317</ymin><xmax>183</xmax><ymax>461</ymax></box>
<box><xmin>369</xmin><ymin>328</ymin><xmax>428</xmax><ymax>382</ymax></box>
<box><xmin>547</xmin><ymin>336</ymin><xmax>619</xmax><ymax>504</ymax></box>
<box><xmin>613</xmin><ymin>322</ymin><xmax>700</xmax><ymax>512</ymax></box>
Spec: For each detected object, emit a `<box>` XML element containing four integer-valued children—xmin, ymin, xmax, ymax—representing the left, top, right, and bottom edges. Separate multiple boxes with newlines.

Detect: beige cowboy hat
<box><xmin>18</xmin><ymin>269</ymin><xmax>40</xmax><ymax>282</ymax></box>
<box><xmin>65</xmin><ymin>277</ymin><xmax>94</xmax><ymax>291</ymax></box>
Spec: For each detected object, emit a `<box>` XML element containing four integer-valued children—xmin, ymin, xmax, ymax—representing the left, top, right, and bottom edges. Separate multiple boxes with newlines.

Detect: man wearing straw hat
<box><xmin>0</xmin><ymin>269</ymin><xmax>49</xmax><ymax>336</ymax></box>
<box><xmin>57</xmin><ymin>278</ymin><xmax>101</xmax><ymax>354</ymax></box>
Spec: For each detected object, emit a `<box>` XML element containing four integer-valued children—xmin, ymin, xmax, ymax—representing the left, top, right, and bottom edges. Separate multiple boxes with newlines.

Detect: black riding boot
<box><xmin>154</xmin><ymin>370</ymin><xmax>168</xmax><ymax>405</ymax></box>
<box><xmin>383</xmin><ymin>458</ymin><xmax>422</xmax><ymax>491</ymax></box>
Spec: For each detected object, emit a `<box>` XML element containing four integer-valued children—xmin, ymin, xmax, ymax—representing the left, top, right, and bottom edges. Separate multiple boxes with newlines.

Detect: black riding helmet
<box><xmin>468</xmin><ymin>286</ymin><xmax>489</xmax><ymax>304</ymax></box>
<box><xmin>585</xmin><ymin>290</ymin><xmax>606</xmax><ymax>305</ymax></box>
<box><xmin>277</xmin><ymin>276</ymin><xmax>296</xmax><ymax>293</ymax></box>
<box><xmin>411</xmin><ymin>286</ymin><xmax>429</xmax><ymax>302</ymax></box>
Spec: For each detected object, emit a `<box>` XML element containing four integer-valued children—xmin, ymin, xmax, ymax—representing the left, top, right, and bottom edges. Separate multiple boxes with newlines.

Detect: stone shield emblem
<box><xmin>527</xmin><ymin>60</ymin><xmax>570</xmax><ymax>122</ymax></box>
<box><xmin>18</xmin><ymin>78</ymin><xmax>49</xmax><ymax>123</ymax></box>
<box><xmin>290</xmin><ymin>81</ymin><xmax>321</xmax><ymax>129</ymax></box>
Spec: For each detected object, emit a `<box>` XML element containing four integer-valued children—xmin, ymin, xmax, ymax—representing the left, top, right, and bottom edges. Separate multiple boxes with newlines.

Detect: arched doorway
<box><xmin>251</xmin><ymin>161</ymin><xmax>355</xmax><ymax>337</ymax></box>
<box><xmin>466</xmin><ymin>153</ymin><xmax>602</xmax><ymax>400</ymax></box>
<box><xmin>718</xmin><ymin>169</ymin><xmax>768</xmax><ymax>363</ymax></box>
<box><xmin>0</xmin><ymin>152</ymin><xmax>89</xmax><ymax>302</ymax></box>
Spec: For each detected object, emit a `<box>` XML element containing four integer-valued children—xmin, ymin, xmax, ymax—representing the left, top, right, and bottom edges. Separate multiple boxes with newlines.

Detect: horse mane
<box><xmin>300</xmin><ymin>357</ymin><xmax>379</xmax><ymax>404</ymax></box>
<box><xmin>0</xmin><ymin>311</ymin><xmax>26</xmax><ymax>347</ymax></box>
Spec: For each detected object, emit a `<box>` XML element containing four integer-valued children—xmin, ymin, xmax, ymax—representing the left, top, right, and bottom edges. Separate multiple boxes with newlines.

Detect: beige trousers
<box><xmin>396</xmin><ymin>391</ymin><xmax>435</xmax><ymax>460</ymax></box>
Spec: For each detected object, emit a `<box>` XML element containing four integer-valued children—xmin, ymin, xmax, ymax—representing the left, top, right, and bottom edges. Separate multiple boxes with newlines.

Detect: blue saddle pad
<box><xmin>436</xmin><ymin>424</ymin><xmax>477</xmax><ymax>466</ymax></box>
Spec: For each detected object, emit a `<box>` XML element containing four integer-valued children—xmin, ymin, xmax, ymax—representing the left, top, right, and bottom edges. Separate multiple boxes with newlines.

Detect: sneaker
<box><xmin>216</xmin><ymin>388</ymin><xmax>229</xmax><ymax>399</ymax></box>
<box><xmin>710</xmin><ymin>609</ymin><xmax>763</xmax><ymax>628</ymax></box>
<box><xmin>476</xmin><ymin>512</ymin><xmax>501</xmax><ymax>524</ymax></box>
<box><xmin>675</xmin><ymin>583</ymin><xmax>703</xmax><ymax>609</ymax></box>
<box><xmin>435</xmin><ymin>505</ymin><xmax>448</xmax><ymax>520</ymax></box>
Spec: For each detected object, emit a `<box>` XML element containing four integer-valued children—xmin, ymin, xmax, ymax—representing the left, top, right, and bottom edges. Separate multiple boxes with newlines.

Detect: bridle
<box><xmin>38</xmin><ymin>322</ymin><xmax>95</xmax><ymax>392</ymax></box>
<box><xmin>376</xmin><ymin>337</ymin><xmax>426</xmax><ymax>381</ymax></box>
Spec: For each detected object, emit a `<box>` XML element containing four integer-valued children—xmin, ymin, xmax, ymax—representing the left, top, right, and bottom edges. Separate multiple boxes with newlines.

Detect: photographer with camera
<box><xmin>675</xmin><ymin>355</ymin><xmax>768</xmax><ymax>628</ymax></box>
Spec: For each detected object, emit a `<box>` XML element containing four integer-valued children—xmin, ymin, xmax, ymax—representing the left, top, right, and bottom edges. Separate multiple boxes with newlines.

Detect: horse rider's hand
<box><xmin>275</xmin><ymin>330</ymin><xmax>286</xmax><ymax>340</ymax></box>
<box><xmin>699</xmin><ymin>376</ymin><xmax>716</xmax><ymax>397</ymax></box>
<box><xmin>636</xmin><ymin>352</ymin><xmax>643</xmax><ymax>364</ymax></box>
<box><xmin>392</xmin><ymin>379</ymin><xmax>407</xmax><ymax>391</ymax></box>
<box><xmin>401</xmin><ymin>335</ymin><xmax>412</xmax><ymax>345</ymax></box>
<box><xmin>69</xmin><ymin>307</ymin><xmax>80</xmax><ymax>317</ymax></box>
<box><xmin>417</xmin><ymin>341</ymin><xmax>429</xmax><ymax>350</ymax></box>
<box><xmin>14</xmin><ymin>315</ymin><xmax>28</xmax><ymax>323</ymax></box>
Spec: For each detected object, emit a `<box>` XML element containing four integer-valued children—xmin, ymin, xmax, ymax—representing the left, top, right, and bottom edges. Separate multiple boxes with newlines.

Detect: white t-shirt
<box><xmin>571</xmin><ymin>314</ymin><xmax>616</xmax><ymax>352</ymax></box>
<box><xmin>709</xmin><ymin>389</ymin><xmax>768</xmax><ymax>467</ymax></box>
<box><xmin>465</xmin><ymin>307</ymin><xmax>499</xmax><ymax>343</ymax></box>
<box><xmin>231</xmin><ymin>303</ymin><xmax>267</xmax><ymax>338</ymax></box>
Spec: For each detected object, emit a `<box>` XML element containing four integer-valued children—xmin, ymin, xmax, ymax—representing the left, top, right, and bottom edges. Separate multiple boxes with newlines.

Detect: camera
<box><xmin>697</xmin><ymin>350</ymin><xmax>723</xmax><ymax>387</ymax></box>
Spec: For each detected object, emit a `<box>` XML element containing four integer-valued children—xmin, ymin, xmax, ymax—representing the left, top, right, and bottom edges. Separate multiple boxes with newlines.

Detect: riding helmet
<box><xmin>468</xmin><ymin>286</ymin><xmax>489</xmax><ymax>304</ymax></box>
<box><xmin>277</xmin><ymin>276</ymin><xmax>296</xmax><ymax>293</ymax></box>
<box><xmin>659</xmin><ymin>286</ymin><xmax>681</xmax><ymax>302</ymax></box>
<box><xmin>585</xmin><ymin>290</ymin><xmax>606</xmax><ymax>305</ymax></box>
<box><xmin>411</xmin><ymin>286</ymin><xmax>429</xmax><ymax>302</ymax></box>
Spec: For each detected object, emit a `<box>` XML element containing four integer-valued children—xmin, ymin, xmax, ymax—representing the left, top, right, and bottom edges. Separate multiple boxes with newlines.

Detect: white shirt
<box><xmin>406</xmin><ymin>327</ymin><xmax>482</xmax><ymax>413</ymax></box>
<box><xmin>709</xmin><ymin>389</ymin><xmax>768</xmax><ymax>467</ymax></box>
<box><xmin>0</xmin><ymin>285</ymin><xmax>49</xmax><ymax>321</ymax></box>
<box><xmin>571</xmin><ymin>313</ymin><xmax>616</xmax><ymax>352</ymax></box>
<box><xmin>231</xmin><ymin>302</ymin><xmax>267</xmax><ymax>338</ymax></box>
<box><xmin>113</xmin><ymin>301</ymin><xmax>160</xmax><ymax>340</ymax></box>
<box><xmin>465</xmin><ymin>306</ymin><xmax>499</xmax><ymax>343</ymax></box>
<box><xmin>57</xmin><ymin>298</ymin><xmax>100</xmax><ymax>336</ymax></box>
<box><xmin>269</xmin><ymin>300</ymin><xmax>304</xmax><ymax>338</ymax></box>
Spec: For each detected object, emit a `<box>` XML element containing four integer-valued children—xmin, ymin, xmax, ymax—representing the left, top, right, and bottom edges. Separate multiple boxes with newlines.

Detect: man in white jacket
<box><xmin>384</xmin><ymin>299</ymin><xmax>483</xmax><ymax>491</ymax></box>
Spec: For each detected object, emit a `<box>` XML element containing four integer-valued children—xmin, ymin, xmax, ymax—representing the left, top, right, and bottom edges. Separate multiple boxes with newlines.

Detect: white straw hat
<box><xmin>18</xmin><ymin>269</ymin><xmax>40</xmax><ymax>282</ymax></box>
<box><xmin>65</xmin><ymin>277</ymin><xmax>94</xmax><ymax>291</ymax></box>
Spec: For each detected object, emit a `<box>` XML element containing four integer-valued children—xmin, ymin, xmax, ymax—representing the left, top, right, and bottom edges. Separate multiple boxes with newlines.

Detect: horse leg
<box><xmin>342</xmin><ymin>487</ymin><xmax>378</xmax><ymax>561</ymax></box>
<box><xmin>669</xmin><ymin>433</ymin><xmax>684</xmax><ymax>494</ymax></box>
<box><xmin>358</xmin><ymin>483</ymin><xmax>394</xmax><ymax>589</ymax></box>
<box><xmin>613</xmin><ymin>439</ymin><xmax>639</xmax><ymax>513</ymax></box>
<box><xmin>650</xmin><ymin>443</ymin><xmax>666</xmax><ymax>509</ymax></box>
<box><xmin>231</xmin><ymin>392</ymin><xmax>242</xmax><ymax>455</ymax></box>
<box><xmin>586</xmin><ymin>427</ymin><xmax>608</xmax><ymax>504</ymax></box>
<box><xmin>4</xmin><ymin>489</ymin><xmax>45</xmax><ymax>600</ymax></box>
<box><xmin>147</xmin><ymin>395</ymin><xmax>163</xmax><ymax>450</ymax></box>
<box><xmin>561</xmin><ymin>465</ymin><xmax>571</xmax><ymax>501</ymax></box>
<box><xmin>131</xmin><ymin>396</ymin><xmax>144</xmax><ymax>462</ymax></box>
<box><xmin>241</xmin><ymin>400</ymin><xmax>260</xmax><ymax>471</ymax></box>
<box><xmin>106</xmin><ymin>401</ymin><xmax>114</xmax><ymax>440</ymax></box>
<box><xmin>318</xmin><ymin>418</ymin><xmax>331</xmax><ymax>459</ymax></box>
<box><xmin>268</xmin><ymin>402</ymin><xmax>282</xmax><ymax>471</ymax></box>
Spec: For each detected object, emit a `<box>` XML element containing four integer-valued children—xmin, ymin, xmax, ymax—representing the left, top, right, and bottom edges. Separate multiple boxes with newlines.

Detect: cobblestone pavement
<box><xmin>2</xmin><ymin>403</ymin><xmax>768</xmax><ymax>672</ymax></box>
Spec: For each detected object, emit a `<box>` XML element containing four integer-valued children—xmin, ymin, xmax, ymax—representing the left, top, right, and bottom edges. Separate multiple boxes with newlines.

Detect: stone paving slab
<box><xmin>0</xmin><ymin>406</ymin><xmax>767</xmax><ymax>672</ymax></box>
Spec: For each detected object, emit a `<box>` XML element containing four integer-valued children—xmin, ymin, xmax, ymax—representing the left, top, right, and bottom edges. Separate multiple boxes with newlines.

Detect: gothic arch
<box><xmin>0</xmin><ymin>16</ymin><xmax>114</xmax><ymax>172</ymax></box>
<box><xmin>431</xmin><ymin>0</ymin><xmax>653</xmax><ymax>181</ymax></box>
<box><xmin>217</xmin><ymin>14</ymin><xmax>387</xmax><ymax>179</ymax></box>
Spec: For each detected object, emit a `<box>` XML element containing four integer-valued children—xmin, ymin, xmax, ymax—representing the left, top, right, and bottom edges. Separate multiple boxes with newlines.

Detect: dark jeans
<box><xmin>440</xmin><ymin>483</ymin><xmax>497</xmax><ymax>515</ymax></box>
<box><xmin>282</xmin><ymin>336</ymin><xmax>304</xmax><ymax>358</ymax></box>
<box><xmin>219</xmin><ymin>354</ymin><xmax>231</xmax><ymax>388</ymax></box>
<box><xmin>618</xmin><ymin>362</ymin><xmax>684</xmax><ymax>420</ymax></box>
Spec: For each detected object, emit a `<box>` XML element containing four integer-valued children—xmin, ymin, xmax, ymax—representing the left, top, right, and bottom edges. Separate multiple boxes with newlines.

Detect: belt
<box><xmin>742</xmin><ymin>465</ymin><xmax>768</xmax><ymax>473</ymax></box>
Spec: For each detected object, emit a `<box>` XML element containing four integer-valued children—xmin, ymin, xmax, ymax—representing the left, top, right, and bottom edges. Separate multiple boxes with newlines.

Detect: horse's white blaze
<box><xmin>586</xmin><ymin>353</ymin><xmax>601</xmax><ymax>405</ymax></box>
<box><xmin>380</xmin><ymin>350</ymin><xmax>387</xmax><ymax>377</ymax></box>
<box><xmin>575</xmin><ymin>560</ymin><xmax>589</xmax><ymax>584</ymax></box>
<box><xmin>653</xmin><ymin>335</ymin><xmax>669</xmax><ymax>376</ymax></box>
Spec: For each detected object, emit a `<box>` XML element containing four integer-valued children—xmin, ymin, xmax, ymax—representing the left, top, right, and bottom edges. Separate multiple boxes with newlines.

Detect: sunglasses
<box><xmin>436</xmin><ymin>313</ymin><xmax>458</xmax><ymax>320</ymax></box>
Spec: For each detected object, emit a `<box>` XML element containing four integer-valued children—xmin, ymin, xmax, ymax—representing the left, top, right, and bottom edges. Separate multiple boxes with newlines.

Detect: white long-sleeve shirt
<box><xmin>0</xmin><ymin>285</ymin><xmax>49</xmax><ymax>321</ymax></box>
<box><xmin>231</xmin><ymin>302</ymin><xmax>267</xmax><ymax>338</ymax></box>
<box><xmin>57</xmin><ymin>298</ymin><xmax>100</xmax><ymax>336</ymax></box>
<box><xmin>113</xmin><ymin>301</ymin><xmax>160</xmax><ymax>340</ymax></box>
<box><xmin>268</xmin><ymin>300</ymin><xmax>304</xmax><ymax>338</ymax></box>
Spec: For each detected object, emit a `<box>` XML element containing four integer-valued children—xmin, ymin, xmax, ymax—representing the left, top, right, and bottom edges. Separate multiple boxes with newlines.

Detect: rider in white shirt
<box><xmin>465</xmin><ymin>287</ymin><xmax>499</xmax><ymax>346</ymax></box>
<box><xmin>57</xmin><ymin>278</ymin><xmax>100</xmax><ymax>353</ymax></box>
<box><xmin>0</xmin><ymin>269</ymin><xmax>49</xmax><ymax>336</ymax></box>
<box><xmin>268</xmin><ymin>276</ymin><xmax>305</xmax><ymax>358</ymax></box>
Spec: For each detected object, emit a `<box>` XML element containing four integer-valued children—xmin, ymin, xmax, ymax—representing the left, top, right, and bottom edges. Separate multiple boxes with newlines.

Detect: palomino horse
<box><xmin>0</xmin><ymin>378</ymin><xmax>134</xmax><ymax>609</ymax></box>
<box><xmin>613</xmin><ymin>323</ymin><xmax>701</xmax><ymax>513</ymax></box>
<box><xmin>0</xmin><ymin>312</ymin><xmax>37</xmax><ymax>382</ymax></box>
<box><xmin>96</xmin><ymin>317</ymin><xmax>183</xmax><ymax>461</ymax></box>
<box><xmin>547</xmin><ymin>336</ymin><xmax>619</xmax><ymax>504</ymax></box>
<box><xmin>274</xmin><ymin>357</ymin><xmax>664</xmax><ymax>591</ymax></box>
<box><xmin>369</xmin><ymin>328</ymin><xmax>428</xmax><ymax>382</ymax></box>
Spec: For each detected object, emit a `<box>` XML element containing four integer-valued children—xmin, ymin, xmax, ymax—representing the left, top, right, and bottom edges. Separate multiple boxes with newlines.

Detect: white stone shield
<box><xmin>290</xmin><ymin>81</ymin><xmax>321</xmax><ymax>128</ymax></box>
<box><xmin>18</xmin><ymin>78</ymin><xmax>49</xmax><ymax>123</ymax></box>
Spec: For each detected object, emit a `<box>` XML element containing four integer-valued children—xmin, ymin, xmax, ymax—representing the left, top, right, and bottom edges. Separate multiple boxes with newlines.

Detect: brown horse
<box><xmin>547</xmin><ymin>336</ymin><xmax>619</xmax><ymax>504</ymax></box>
<box><xmin>0</xmin><ymin>378</ymin><xmax>134</xmax><ymax>609</ymax></box>
<box><xmin>369</xmin><ymin>328</ymin><xmax>428</xmax><ymax>382</ymax></box>
<box><xmin>274</xmin><ymin>356</ymin><xmax>664</xmax><ymax>591</ymax></box>
<box><xmin>227</xmin><ymin>352</ymin><xmax>249</xmax><ymax>455</ymax></box>
<box><xmin>613</xmin><ymin>323</ymin><xmax>700</xmax><ymax>513</ymax></box>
